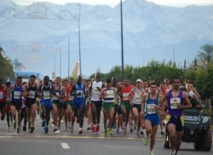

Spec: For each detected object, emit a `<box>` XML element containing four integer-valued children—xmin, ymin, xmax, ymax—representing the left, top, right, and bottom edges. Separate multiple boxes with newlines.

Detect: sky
<box><xmin>12</xmin><ymin>0</ymin><xmax>213</xmax><ymax>7</ymax></box>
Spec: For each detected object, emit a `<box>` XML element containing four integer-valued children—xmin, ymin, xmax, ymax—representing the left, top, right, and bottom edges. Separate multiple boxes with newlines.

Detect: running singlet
<box><xmin>145</xmin><ymin>92</ymin><xmax>159</xmax><ymax>115</ymax></box>
<box><xmin>12</xmin><ymin>85</ymin><xmax>23</xmax><ymax>103</ymax></box>
<box><xmin>0</xmin><ymin>86</ymin><xmax>6</xmax><ymax>102</ymax></box>
<box><xmin>73</xmin><ymin>83</ymin><xmax>85</xmax><ymax>105</ymax></box>
<box><xmin>41</xmin><ymin>85</ymin><xmax>52</xmax><ymax>100</ymax></box>
<box><xmin>132</xmin><ymin>88</ymin><xmax>143</xmax><ymax>104</ymax></box>
<box><xmin>65</xmin><ymin>85</ymin><xmax>73</xmax><ymax>102</ymax></box>
<box><xmin>167</xmin><ymin>90</ymin><xmax>184</xmax><ymax>116</ymax></box>
<box><xmin>53</xmin><ymin>86</ymin><xmax>61</xmax><ymax>101</ymax></box>
<box><xmin>103</xmin><ymin>88</ymin><xmax>115</xmax><ymax>103</ymax></box>
<box><xmin>121</xmin><ymin>85</ymin><xmax>132</xmax><ymax>102</ymax></box>
<box><xmin>91</xmin><ymin>81</ymin><xmax>103</xmax><ymax>101</ymax></box>
<box><xmin>26</xmin><ymin>83</ymin><xmax>37</xmax><ymax>103</ymax></box>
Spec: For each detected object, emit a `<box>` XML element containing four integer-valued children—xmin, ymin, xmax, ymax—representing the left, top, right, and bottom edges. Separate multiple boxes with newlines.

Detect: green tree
<box><xmin>13</xmin><ymin>59</ymin><xmax>25</xmax><ymax>72</ymax></box>
<box><xmin>0</xmin><ymin>47</ymin><xmax>15</xmax><ymax>81</ymax></box>
<box><xmin>197</xmin><ymin>44</ymin><xmax>213</xmax><ymax>65</ymax></box>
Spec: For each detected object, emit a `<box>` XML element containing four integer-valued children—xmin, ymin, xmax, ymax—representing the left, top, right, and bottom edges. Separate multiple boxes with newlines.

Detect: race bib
<box><xmin>43</xmin><ymin>91</ymin><xmax>50</xmax><ymax>100</ymax></box>
<box><xmin>53</xmin><ymin>92</ymin><xmax>60</xmax><ymax>100</ymax></box>
<box><xmin>123</xmin><ymin>93</ymin><xmax>129</xmax><ymax>100</ymax></box>
<box><xmin>170</xmin><ymin>97</ymin><xmax>181</xmax><ymax>109</ymax></box>
<box><xmin>147</xmin><ymin>103</ymin><xmax>157</xmax><ymax>114</ymax></box>
<box><xmin>135</xmin><ymin>96</ymin><xmax>142</xmax><ymax>102</ymax></box>
<box><xmin>28</xmin><ymin>91</ymin><xmax>36</xmax><ymax>99</ymax></box>
<box><xmin>76</xmin><ymin>90</ymin><xmax>83</xmax><ymax>98</ymax></box>
<box><xmin>14</xmin><ymin>91</ymin><xmax>21</xmax><ymax>99</ymax></box>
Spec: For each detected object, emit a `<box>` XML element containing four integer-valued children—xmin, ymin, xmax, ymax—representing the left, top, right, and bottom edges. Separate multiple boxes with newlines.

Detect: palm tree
<box><xmin>0</xmin><ymin>47</ymin><xmax>15</xmax><ymax>81</ymax></box>
<box><xmin>197</xmin><ymin>44</ymin><xmax>213</xmax><ymax>65</ymax></box>
<box><xmin>13</xmin><ymin>59</ymin><xmax>25</xmax><ymax>72</ymax></box>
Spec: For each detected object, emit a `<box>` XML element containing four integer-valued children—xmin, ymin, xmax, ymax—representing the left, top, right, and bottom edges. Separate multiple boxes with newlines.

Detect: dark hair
<box><xmin>0</xmin><ymin>79</ymin><xmax>3</xmax><ymax>82</ymax></box>
<box><xmin>17</xmin><ymin>76</ymin><xmax>22</xmax><ymax>80</ymax></box>
<box><xmin>173</xmin><ymin>77</ymin><xmax>181</xmax><ymax>82</ymax></box>
<box><xmin>30</xmin><ymin>75</ymin><xmax>36</xmax><ymax>79</ymax></box>
<box><xmin>106</xmin><ymin>79</ymin><xmax>111</xmax><ymax>83</ymax></box>
<box><xmin>150</xmin><ymin>82</ymin><xmax>157</xmax><ymax>86</ymax></box>
<box><xmin>6</xmin><ymin>82</ymin><xmax>11</xmax><ymax>85</ymax></box>
<box><xmin>44</xmin><ymin>76</ymin><xmax>49</xmax><ymax>80</ymax></box>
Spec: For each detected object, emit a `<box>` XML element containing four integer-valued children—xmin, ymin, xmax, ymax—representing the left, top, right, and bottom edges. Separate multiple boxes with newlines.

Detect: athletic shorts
<box><xmin>166</xmin><ymin>115</ymin><xmax>184</xmax><ymax>131</ymax></box>
<box><xmin>11</xmin><ymin>101</ymin><xmax>22</xmax><ymax>110</ymax></box>
<box><xmin>40</xmin><ymin>100</ymin><xmax>52</xmax><ymax>109</ymax></box>
<box><xmin>120</xmin><ymin>101</ymin><xmax>131</xmax><ymax>110</ymax></box>
<box><xmin>114</xmin><ymin>104</ymin><xmax>122</xmax><ymax>114</ymax></box>
<box><xmin>65</xmin><ymin>101</ymin><xmax>73</xmax><ymax>107</ymax></box>
<box><xmin>103</xmin><ymin>102</ymin><xmax>114</xmax><ymax>111</ymax></box>
<box><xmin>25</xmin><ymin>101</ymin><xmax>37</xmax><ymax>108</ymax></box>
<box><xmin>53</xmin><ymin>100</ymin><xmax>63</xmax><ymax>109</ymax></box>
<box><xmin>0</xmin><ymin>101</ymin><xmax>6</xmax><ymax>110</ymax></box>
<box><xmin>73</xmin><ymin>104</ymin><xmax>86</xmax><ymax>117</ymax></box>
<box><xmin>144</xmin><ymin>114</ymin><xmax>160</xmax><ymax>126</ymax></box>
<box><xmin>132</xmin><ymin>104</ymin><xmax>141</xmax><ymax>112</ymax></box>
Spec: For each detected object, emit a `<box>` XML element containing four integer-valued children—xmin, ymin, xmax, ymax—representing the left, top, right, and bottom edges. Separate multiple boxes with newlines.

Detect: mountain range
<box><xmin>0</xmin><ymin>0</ymin><xmax>213</xmax><ymax>78</ymax></box>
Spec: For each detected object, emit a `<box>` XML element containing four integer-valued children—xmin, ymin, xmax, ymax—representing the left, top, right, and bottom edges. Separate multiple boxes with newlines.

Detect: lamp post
<box><xmin>120</xmin><ymin>0</ymin><xmax>124</xmax><ymax>81</ymax></box>
<box><xmin>77</xmin><ymin>3</ymin><xmax>82</xmax><ymax>76</ymax></box>
<box><xmin>68</xmin><ymin>35</ymin><xmax>70</xmax><ymax>78</ymax></box>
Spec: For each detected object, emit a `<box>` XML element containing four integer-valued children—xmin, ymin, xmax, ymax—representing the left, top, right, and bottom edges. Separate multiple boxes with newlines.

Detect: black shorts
<box><xmin>167</xmin><ymin>115</ymin><xmax>183</xmax><ymax>131</ymax></box>
<box><xmin>11</xmin><ymin>102</ymin><xmax>22</xmax><ymax>110</ymax></box>
<box><xmin>132</xmin><ymin>104</ymin><xmax>141</xmax><ymax>112</ymax></box>
<box><xmin>25</xmin><ymin>102</ymin><xmax>37</xmax><ymax>108</ymax></box>
<box><xmin>0</xmin><ymin>102</ymin><xmax>6</xmax><ymax>110</ymax></box>
<box><xmin>73</xmin><ymin>104</ymin><xmax>86</xmax><ymax>117</ymax></box>
<box><xmin>25</xmin><ymin>99</ymin><xmax>36</xmax><ymax>108</ymax></box>
<box><xmin>114</xmin><ymin>104</ymin><xmax>122</xmax><ymax>114</ymax></box>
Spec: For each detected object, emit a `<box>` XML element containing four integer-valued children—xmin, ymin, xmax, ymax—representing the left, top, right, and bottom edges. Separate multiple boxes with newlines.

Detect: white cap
<box><xmin>136</xmin><ymin>79</ymin><xmax>142</xmax><ymax>83</ymax></box>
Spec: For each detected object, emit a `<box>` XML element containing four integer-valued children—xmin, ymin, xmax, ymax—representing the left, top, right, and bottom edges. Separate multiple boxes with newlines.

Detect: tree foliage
<box><xmin>0</xmin><ymin>47</ymin><xmax>15</xmax><ymax>82</ymax></box>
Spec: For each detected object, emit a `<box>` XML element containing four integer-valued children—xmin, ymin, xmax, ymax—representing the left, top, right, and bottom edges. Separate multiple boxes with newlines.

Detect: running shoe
<box><xmin>113</xmin><ymin>123</ymin><xmax>116</xmax><ymax>129</ymax></box>
<box><xmin>150</xmin><ymin>151</ymin><xmax>154</xmax><ymax>155</ymax></box>
<box><xmin>104</xmin><ymin>130</ymin><xmax>108</xmax><ymax>137</ymax></box>
<box><xmin>23</xmin><ymin>126</ymin><xmax>26</xmax><ymax>131</ymax></box>
<box><xmin>53</xmin><ymin>128</ymin><xmax>58</xmax><ymax>132</ymax></box>
<box><xmin>92</xmin><ymin>125</ymin><xmax>96</xmax><ymax>133</ymax></box>
<box><xmin>169</xmin><ymin>151</ymin><xmax>176</xmax><ymax>155</ymax></box>
<box><xmin>17</xmin><ymin>127</ymin><xmax>20</xmax><ymax>134</ymax></box>
<box><xmin>116</xmin><ymin>128</ymin><xmax>123</xmax><ymax>135</ymax></box>
<box><xmin>41</xmin><ymin>120</ymin><xmax>46</xmax><ymax>128</ymax></box>
<box><xmin>96</xmin><ymin>125</ymin><xmax>100</xmax><ymax>133</ymax></box>
<box><xmin>45</xmin><ymin>126</ymin><xmax>48</xmax><ymax>134</ymax></box>
<box><xmin>30</xmin><ymin>127</ymin><xmax>35</xmax><ymax>133</ymax></box>
<box><xmin>109</xmin><ymin>128</ymin><xmax>113</xmax><ymax>136</ymax></box>
<box><xmin>86</xmin><ymin>126</ymin><xmax>91</xmax><ymax>130</ymax></box>
<box><xmin>143</xmin><ymin>136</ymin><xmax>149</xmax><ymax>145</ymax></box>
<box><xmin>13</xmin><ymin>122</ymin><xmax>16</xmax><ymax>129</ymax></box>
<box><xmin>78</xmin><ymin>128</ymin><xmax>83</xmax><ymax>134</ymax></box>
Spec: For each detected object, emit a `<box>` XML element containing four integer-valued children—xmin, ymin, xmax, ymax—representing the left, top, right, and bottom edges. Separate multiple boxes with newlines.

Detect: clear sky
<box><xmin>13</xmin><ymin>0</ymin><xmax>213</xmax><ymax>7</ymax></box>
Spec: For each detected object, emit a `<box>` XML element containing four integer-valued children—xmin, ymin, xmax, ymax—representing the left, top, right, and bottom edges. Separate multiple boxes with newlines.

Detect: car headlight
<box><xmin>202</xmin><ymin>117</ymin><xmax>209</xmax><ymax>123</ymax></box>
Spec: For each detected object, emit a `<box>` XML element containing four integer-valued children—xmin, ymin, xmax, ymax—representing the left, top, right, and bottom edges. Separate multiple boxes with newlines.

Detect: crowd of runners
<box><xmin>0</xmin><ymin>74</ymin><xmax>201</xmax><ymax>155</ymax></box>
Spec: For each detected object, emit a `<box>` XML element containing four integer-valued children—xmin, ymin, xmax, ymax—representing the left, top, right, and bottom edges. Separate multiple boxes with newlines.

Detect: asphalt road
<box><xmin>0</xmin><ymin>116</ymin><xmax>212</xmax><ymax>155</ymax></box>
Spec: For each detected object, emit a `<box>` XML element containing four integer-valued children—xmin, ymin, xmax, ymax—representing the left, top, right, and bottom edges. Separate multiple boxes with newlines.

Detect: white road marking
<box><xmin>61</xmin><ymin>143</ymin><xmax>70</xmax><ymax>149</ymax></box>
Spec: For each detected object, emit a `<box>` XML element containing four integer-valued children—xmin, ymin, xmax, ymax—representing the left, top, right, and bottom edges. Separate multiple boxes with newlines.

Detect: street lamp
<box><xmin>77</xmin><ymin>3</ymin><xmax>82</xmax><ymax>76</ymax></box>
<box><xmin>120</xmin><ymin>0</ymin><xmax>124</xmax><ymax>81</ymax></box>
